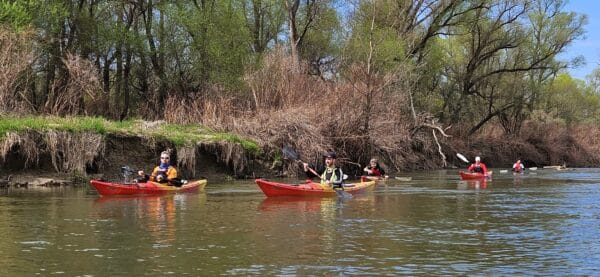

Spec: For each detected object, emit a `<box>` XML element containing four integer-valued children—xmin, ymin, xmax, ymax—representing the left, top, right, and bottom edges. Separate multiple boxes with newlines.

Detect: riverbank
<box><xmin>0</xmin><ymin>116</ymin><xmax>266</xmax><ymax>186</ymax></box>
<box><xmin>1</xmin><ymin>116</ymin><xmax>599</xmax><ymax>188</ymax></box>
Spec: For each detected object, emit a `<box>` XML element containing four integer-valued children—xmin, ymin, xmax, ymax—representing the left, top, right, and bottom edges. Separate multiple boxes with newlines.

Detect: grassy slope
<box><xmin>0</xmin><ymin>116</ymin><xmax>260</xmax><ymax>155</ymax></box>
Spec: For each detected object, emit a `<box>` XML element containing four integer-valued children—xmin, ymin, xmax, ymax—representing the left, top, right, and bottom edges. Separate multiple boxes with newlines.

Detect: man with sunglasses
<box><xmin>137</xmin><ymin>151</ymin><xmax>178</xmax><ymax>184</ymax></box>
<box><xmin>303</xmin><ymin>150</ymin><xmax>344</xmax><ymax>190</ymax></box>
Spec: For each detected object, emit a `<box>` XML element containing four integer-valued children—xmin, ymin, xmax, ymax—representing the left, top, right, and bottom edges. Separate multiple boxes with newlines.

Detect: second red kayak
<box><xmin>255</xmin><ymin>178</ymin><xmax>376</xmax><ymax>197</ymax></box>
<box><xmin>459</xmin><ymin>171</ymin><xmax>493</xmax><ymax>180</ymax></box>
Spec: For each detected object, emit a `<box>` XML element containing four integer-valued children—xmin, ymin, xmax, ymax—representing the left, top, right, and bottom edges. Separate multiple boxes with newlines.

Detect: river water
<box><xmin>1</xmin><ymin>169</ymin><xmax>599</xmax><ymax>275</ymax></box>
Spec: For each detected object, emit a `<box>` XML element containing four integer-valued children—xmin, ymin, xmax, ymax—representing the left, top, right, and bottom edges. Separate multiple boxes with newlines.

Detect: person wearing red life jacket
<box><xmin>363</xmin><ymin>158</ymin><xmax>388</xmax><ymax>179</ymax></box>
<box><xmin>512</xmin><ymin>159</ymin><xmax>524</xmax><ymax>173</ymax></box>
<box><xmin>468</xmin><ymin>156</ymin><xmax>488</xmax><ymax>175</ymax></box>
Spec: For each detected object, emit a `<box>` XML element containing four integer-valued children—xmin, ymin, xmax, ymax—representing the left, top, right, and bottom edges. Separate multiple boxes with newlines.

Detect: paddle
<box><xmin>456</xmin><ymin>153</ymin><xmax>470</xmax><ymax>163</ymax></box>
<box><xmin>282</xmin><ymin>145</ymin><xmax>353</xmax><ymax>199</ymax></box>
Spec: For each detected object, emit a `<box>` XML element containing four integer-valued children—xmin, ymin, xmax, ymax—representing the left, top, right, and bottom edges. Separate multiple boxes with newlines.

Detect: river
<box><xmin>1</xmin><ymin>169</ymin><xmax>599</xmax><ymax>275</ymax></box>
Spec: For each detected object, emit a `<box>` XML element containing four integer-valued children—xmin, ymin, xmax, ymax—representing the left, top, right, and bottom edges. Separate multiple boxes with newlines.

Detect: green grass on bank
<box><xmin>0</xmin><ymin>116</ymin><xmax>260</xmax><ymax>154</ymax></box>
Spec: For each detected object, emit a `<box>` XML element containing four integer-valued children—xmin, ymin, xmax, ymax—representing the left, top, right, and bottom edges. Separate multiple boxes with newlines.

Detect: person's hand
<box><xmin>138</xmin><ymin>170</ymin><xmax>145</xmax><ymax>176</ymax></box>
<box><xmin>303</xmin><ymin>163</ymin><xmax>309</xmax><ymax>172</ymax></box>
<box><xmin>367</xmin><ymin>169</ymin><xmax>372</xmax><ymax>174</ymax></box>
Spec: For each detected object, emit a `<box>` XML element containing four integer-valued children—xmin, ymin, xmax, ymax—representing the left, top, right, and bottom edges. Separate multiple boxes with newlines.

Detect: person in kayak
<box><xmin>512</xmin><ymin>159</ymin><xmax>524</xmax><ymax>173</ymax></box>
<box><xmin>137</xmin><ymin>151</ymin><xmax>178</xmax><ymax>184</ymax></box>
<box><xmin>303</xmin><ymin>150</ymin><xmax>344</xmax><ymax>190</ymax></box>
<box><xmin>468</xmin><ymin>156</ymin><xmax>488</xmax><ymax>175</ymax></box>
<box><xmin>363</xmin><ymin>158</ymin><xmax>388</xmax><ymax>179</ymax></box>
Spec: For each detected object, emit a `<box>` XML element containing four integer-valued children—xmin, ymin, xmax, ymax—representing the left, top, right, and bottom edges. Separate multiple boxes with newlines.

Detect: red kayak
<box><xmin>90</xmin><ymin>179</ymin><xmax>207</xmax><ymax>196</ymax></box>
<box><xmin>255</xmin><ymin>179</ymin><xmax>376</xmax><ymax>197</ymax></box>
<box><xmin>459</xmin><ymin>171</ymin><xmax>492</xmax><ymax>180</ymax></box>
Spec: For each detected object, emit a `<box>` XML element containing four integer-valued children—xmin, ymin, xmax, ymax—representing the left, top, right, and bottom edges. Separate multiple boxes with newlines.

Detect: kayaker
<box><xmin>512</xmin><ymin>159</ymin><xmax>524</xmax><ymax>173</ymax></box>
<box><xmin>467</xmin><ymin>156</ymin><xmax>488</xmax><ymax>175</ymax></box>
<box><xmin>363</xmin><ymin>158</ymin><xmax>388</xmax><ymax>178</ymax></box>
<box><xmin>137</xmin><ymin>151</ymin><xmax>178</xmax><ymax>184</ymax></box>
<box><xmin>303</xmin><ymin>150</ymin><xmax>344</xmax><ymax>190</ymax></box>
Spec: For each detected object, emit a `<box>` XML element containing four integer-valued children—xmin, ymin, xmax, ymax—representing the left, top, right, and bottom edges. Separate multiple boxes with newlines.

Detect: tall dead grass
<box><xmin>162</xmin><ymin>49</ymin><xmax>426</xmax><ymax>175</ymax></box>
<box><xmin>44</xmin><ymin>54</ymin><xmax>107</xmax><ymax>116</ymax></box>
<box><xmin>0</xmin><ymin>27</ymin><xmax>35</xmax><ymax>114</ymax></box>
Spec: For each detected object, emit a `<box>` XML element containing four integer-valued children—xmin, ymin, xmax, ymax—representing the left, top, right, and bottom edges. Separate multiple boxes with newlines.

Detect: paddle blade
<box><xmin>282</xmin><ymin>145</ymin><xmax>299</xmax><ymax>161</ymax></box>
<box><xmin>456</xmin><ymin>153</ymin><xmax>469</xmax><ymax>163</ymax></box>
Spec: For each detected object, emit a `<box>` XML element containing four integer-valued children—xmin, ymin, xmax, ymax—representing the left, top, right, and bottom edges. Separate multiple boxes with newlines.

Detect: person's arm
<box><xmin>467</xmin><ymin>164</ymin><xmax>475</xmax><ymax>172</ymax></box>
<box><xmin>303</xmin><ymin>163</ymin><xmax>320</xmax><ymax>178</ymax></box>
<box><xmin>482</xmin><ymin>164</ymin><xmax>488</xmax><ymax>175</ymax></box>
<box><xmin>137</xmin><ymin>170</ymin><xmax>150</xmax><ymax>182</ymax></box>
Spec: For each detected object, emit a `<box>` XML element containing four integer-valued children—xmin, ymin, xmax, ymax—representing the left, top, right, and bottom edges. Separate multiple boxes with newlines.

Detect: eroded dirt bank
<box><xmin>0</xmin><ymin>132</ymin><xmax>269</xmax><ymax>187</ymax></box>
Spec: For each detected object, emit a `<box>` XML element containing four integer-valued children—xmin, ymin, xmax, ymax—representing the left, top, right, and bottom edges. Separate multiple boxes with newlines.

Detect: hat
<box><xmin>323</xmin><ymin>150</ymin><xmax>336</xmax><ymax>159</ymax></box>
<box><xmin>475</xmin><ymin>156</ymin><xmax>481</xmax><ymax>162</ymax></box>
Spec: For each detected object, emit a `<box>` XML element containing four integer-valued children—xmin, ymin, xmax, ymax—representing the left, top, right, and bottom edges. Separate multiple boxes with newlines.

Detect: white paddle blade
<box><xmin>343</xmin><ymin>174</ymin><xmax>349</xmax><ymax>180</ymax></box>
<box><xmin>456</xmin><ymin>153</ymin><xmax>469</xmax><ymax>163</ymax></box>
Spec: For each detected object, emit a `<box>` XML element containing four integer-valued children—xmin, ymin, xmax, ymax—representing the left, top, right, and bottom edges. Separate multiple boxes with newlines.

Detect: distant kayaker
<box><xmin>364</xmin><ymin>158</ymin><xmax>388</xmax><ymax>179</ymax></box>
<box><xmin>303</xmin><ymin>150</ymin><xmax>344</xmax><ymax>189</ymax></box>
<box><xmin>138</xmin><ymin>151</ymin><xmax>178</xmax><ymax>184</ymax></box>
<box><xmin>468</xmin><ymin>156</ymin><xmax>488</xmax><ymax>175</ymax></box>
<box><xmin>512</xmin><ymin>159</ymin><xmax>524</xmax><ymax>173</ymax></box>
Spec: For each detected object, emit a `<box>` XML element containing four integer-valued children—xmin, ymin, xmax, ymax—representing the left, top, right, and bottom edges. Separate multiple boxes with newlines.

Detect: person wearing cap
<box><xmin>512</xmin><ymin>159</ymin><xmax>524</xmax><ymax>173</ymax></box>
<box><xmin>364</xmin><ymin>158</ymin><xmax>388</xmax><ymax>179</ymax></box>
<box><xmin>467</xmin><ymin>156</ymin><xmax>488</xmax><ymax>175</ymax></box>
<box><xmin>303</xmin><ymin>150</ymin><xmax>344</xmax><ymax>190</ymax></box>
<box><xmin>137</xmin><ymin>150</ymin><xmax>178</xmax><ymax>184</ymax></box>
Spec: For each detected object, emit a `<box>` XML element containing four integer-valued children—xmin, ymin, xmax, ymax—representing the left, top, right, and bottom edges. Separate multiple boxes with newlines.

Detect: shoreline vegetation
<box><xmin>0</xmin><ymin>116</ymin><xmax>261</xmax><ymax>186</ymax></box>
<box><xmin>2</xmin><ymin>1</ymin><xmax>600</xmax><ymax>187</ymax></box>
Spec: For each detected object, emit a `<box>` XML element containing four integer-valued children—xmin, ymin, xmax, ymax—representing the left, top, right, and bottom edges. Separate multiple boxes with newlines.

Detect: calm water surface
<box><xmin>1</xmin><ymin>169</ymin><xmax>599</xmax><ymax>275</ymax></box>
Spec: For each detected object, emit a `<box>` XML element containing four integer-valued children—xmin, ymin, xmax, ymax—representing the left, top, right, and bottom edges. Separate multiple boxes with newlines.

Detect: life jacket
<box><xmin>513</xmin><ymin>162</ymin><xmax>523</xmax><ymax>172</ymax></box>
<box><xmin>368</xmin><ymin>166</ymin><xmax>382</xmax><ymax>176</ymax></box>
<box><xmin>151</xmin><ymin>165</ymin><xmax>177</xmax><ymax>183</ymax></box>
<box><xmin>320</xmin><ymin>167</ymin><xmax>343</xmax><ymax>189</ymax></box>
<box><xmin>472</xmin><ymin>165</ymin><xmax>484</xmax><ymax>173</ymax></box>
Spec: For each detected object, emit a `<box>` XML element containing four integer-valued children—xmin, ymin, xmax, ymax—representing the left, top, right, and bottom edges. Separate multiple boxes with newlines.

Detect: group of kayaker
<box><xmin>302</xmin><ymin>150</ymin><xmax>389</xmax><ymax>190</ymax></box>
<box><xmin>133</xmin><ymin>148</ymin><xmax>386</xmax><ymax>189</ymax></box>
<box><xmin>137</xmin><ymin>148</ymin><xmax>528</xmax><ymax>189</ymax></box>
<box><xmin>466</xmin><ymin>156</ymin><xmax>525</xmax><ymax>175</ymax></box>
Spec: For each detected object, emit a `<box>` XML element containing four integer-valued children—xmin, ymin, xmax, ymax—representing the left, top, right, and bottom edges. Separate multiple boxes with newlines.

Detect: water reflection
<box><xmin>93</xmin><ymin>194</ymin><xmax>206</xmax><ymax>243</ymax></box>
<box><xmin>457</xmin><ymin>179</ymin><xmax>488</xmax><ymax>189</ymax></box>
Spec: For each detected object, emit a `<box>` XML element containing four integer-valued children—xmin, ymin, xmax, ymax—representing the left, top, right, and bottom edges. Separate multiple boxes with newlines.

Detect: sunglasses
<box><xmin>160</xmin><ymin>157</ymin><xmax>170</xmax><ymax>160</ymax></box>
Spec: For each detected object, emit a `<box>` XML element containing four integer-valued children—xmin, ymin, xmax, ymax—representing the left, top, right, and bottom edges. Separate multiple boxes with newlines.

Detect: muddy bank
<box><xmin>0</xmin><ymin>131</ymin><xmax>270</xmax><ymax>187</ymax></box>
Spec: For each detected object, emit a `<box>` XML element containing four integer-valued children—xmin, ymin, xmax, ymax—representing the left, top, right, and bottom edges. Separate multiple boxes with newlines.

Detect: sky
<box><xmin>561</xmin><ymin>1</ymin><xmax>600</xmax><ymax>80</ymax></box>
